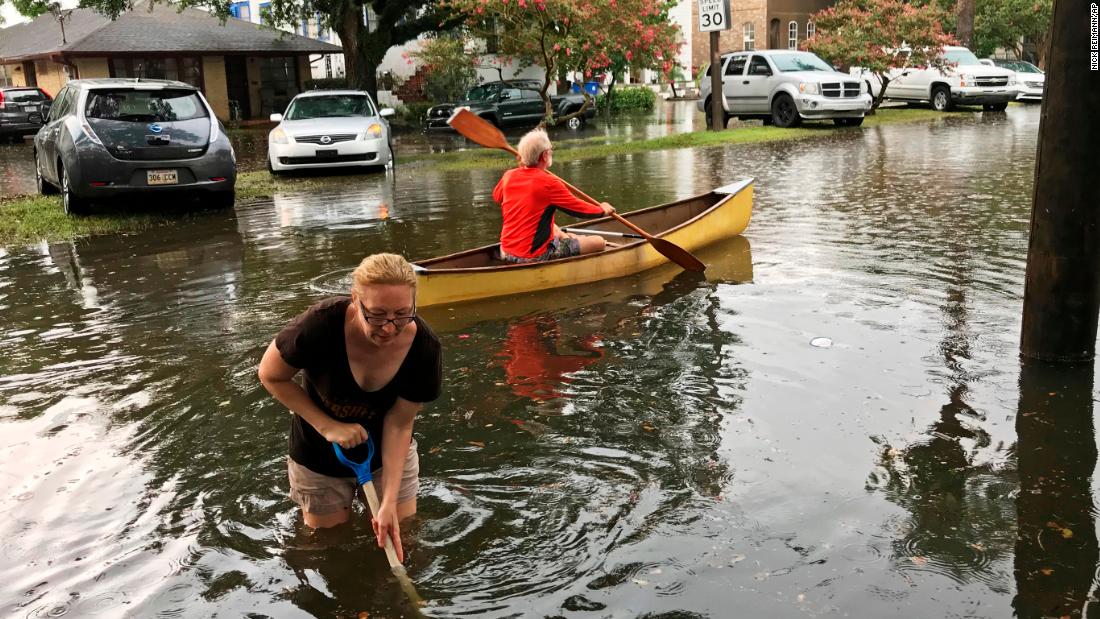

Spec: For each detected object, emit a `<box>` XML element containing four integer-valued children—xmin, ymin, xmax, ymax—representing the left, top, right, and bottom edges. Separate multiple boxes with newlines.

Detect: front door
<box><xmin>22</xmin><ymin>61</ymin><xmax>37</xmax><ymax>87</ymax></box>
<box><xmin>224</xmin><ymin>56</ymin><xmax>251</xmax><ymax>120</ymax></box>
<box><xmin>740</xmin><ymin>55</ymin><xmax>776</xmax><ymax>114</ymax></box>
<box><xmin>497</xmin><ymin>87</ymin><xmax>525</xmax><ymax>125</ymax></box>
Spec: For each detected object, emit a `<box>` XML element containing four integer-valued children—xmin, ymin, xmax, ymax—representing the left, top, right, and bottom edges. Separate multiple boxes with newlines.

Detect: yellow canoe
<box><xmin>414</xmin><ymin>178</ymin><xmax>754</xmax><ymax>307</ymax></box>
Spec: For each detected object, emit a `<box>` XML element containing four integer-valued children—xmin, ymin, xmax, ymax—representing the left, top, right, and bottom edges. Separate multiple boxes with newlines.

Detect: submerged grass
<box><xmin>0</xmin><ymin>107</ymin><xmax>965</xmax><ymax>247</ymax></box>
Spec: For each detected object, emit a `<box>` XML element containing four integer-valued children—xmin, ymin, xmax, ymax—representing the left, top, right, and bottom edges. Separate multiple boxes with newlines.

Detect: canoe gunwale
<box><xmin>414</xmin><ymin>179</ymin><xmax>754</xmax><ymax>274</ymax></box>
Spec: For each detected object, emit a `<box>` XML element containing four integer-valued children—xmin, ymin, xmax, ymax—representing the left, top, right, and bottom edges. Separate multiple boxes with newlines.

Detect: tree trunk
<box><xmin>956</xmin><ymin>0</ymin><xmax>975</xmax><ymax>47</ymax></box>
<box><xmin>604</xmin><ymin>72</ymin><xmax>617</xmax><ymax>126</ymax></box>
<box><xmin>337</xmin><ymin>1</ymin><xmax>364</xmax><ymax>88</ymax></box>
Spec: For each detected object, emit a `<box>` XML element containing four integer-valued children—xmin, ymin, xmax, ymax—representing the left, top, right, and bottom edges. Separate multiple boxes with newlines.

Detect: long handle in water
<box><xmin>332</xmin><ymin>442</ymin><xmax>426</xmax><ymax>613</ymax></box>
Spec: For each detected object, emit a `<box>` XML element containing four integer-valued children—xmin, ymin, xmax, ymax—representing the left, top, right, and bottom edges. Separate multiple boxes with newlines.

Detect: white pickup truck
<box><xmin>698</xmin><ymin>49</ymin><xmax>872</xmax><ymax>128</ymax></box>
<box><xmin>851</xmin><ymin>46</ymin><xmax>1016</xmax><ymax>112</ymax></box>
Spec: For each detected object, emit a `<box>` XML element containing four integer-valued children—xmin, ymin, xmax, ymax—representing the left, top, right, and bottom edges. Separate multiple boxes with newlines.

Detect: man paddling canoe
<box><xmin>493</xmin><ymin>128</ymin><xmax>615</xmax><ymax>263</ymax></box>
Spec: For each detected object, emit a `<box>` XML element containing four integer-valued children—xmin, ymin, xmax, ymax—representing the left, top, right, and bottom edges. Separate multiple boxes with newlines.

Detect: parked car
<box><xmin>851</xmin><ymin>46</ymin><xmax>1016</xmax><ymax>112</ymax></box>
<box><xmin>425</xmin><ymin>80</ymin><xmax>597</xmax><ymax>131</ymax></box>
<box><xmin>0</xmin><ymin>86</ymin><xmax>51</xmax><ymax>141</ymax></box>
<box><xmin>34</xmin><ymin>78</ymin><xmax>236</xmax><ymax>215</ymax></box>
<box><xmin>698</xmin><ymin>50</ymin><xmax>872</xmax><ymax>128</ymax></box>
<box><xmin>989</xmin><ymin>59</ymin><xmax>1045</xmax><ymax>102</ymax></box>
<box><xmin>268</xmin><ymin>90</ymin><xmax>394</xmax><ymax>174</ymax></box>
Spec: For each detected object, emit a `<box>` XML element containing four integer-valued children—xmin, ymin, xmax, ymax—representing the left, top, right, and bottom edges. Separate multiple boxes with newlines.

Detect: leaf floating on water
<box><xmin>1062</xmin><ymin>528</ymin><xmax>1074</xmax><ymax>539</ymax></box>
<box><xmin>641</xmin><ymin>421</ymin><xmax>657</xmax><ymax>432</ymax></box>
<box><xmin>910</xmin><ymin>556</ymin><xmax>928</xmax><ymax>566</ymax></box>
<box><xmin>729</xmin><ymin>554</ymin><xmax>746</xmax><ymax>565</ymax></box>
<box><xmin>969</xmin><ymin>543</ymin><xmax>985</xmax><ymax>551</ymax></box>
<box><xmin>458</xmin><ymin>334</ymin><xmax>471</xmax><ymax>340</ymax></box>
<box><xmin>1040</xmin><ymin>568</ymin><xmax>1054</xmax><ymax>576</ymax></box>
<box><xmin>358</xmin><ymin>612</ymin><xmax>369</xmax><ymax>619</ymax></box>
<box><xmin>632</xmin><ymin>578</ymin><xmax>649</xmax><ymax>586</ymax></box>
<box><xmin>468</xmin><ymin>441</ymin><xmax>486</xmax><ymax>448</ymax></box>
<box><xmin>429</xmin><ymin>446</ymin><xmax>443</xmax><ymax>454</ymax></box>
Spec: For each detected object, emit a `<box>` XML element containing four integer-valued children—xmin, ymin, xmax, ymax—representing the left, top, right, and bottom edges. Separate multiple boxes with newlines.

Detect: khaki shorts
<box><xmin>287</xmin><ymin>439</ymin><xmax>420</xmax><ymax>515</ymax></box>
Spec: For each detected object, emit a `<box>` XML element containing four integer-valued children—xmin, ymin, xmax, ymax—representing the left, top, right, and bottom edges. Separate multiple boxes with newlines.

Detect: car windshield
<box><xmin>85</xmin><ymin>89</ymin><xmax>207</xmax><ymax>122</ymax></box>
<box><xmin>464</xmin><ymin>85</ymin><xmax>500</xmax><ymax>101</ymax></box>
<box><xmin>1003</xmin><ymin>60</ymin><xmax>1042</xmax><ymax>73</ymax></box>
<box><xmin>285</xmin><ymin>95</ymin><xmax>375</xmax><ymax>120</ymax></box>
<box><xmin>771</xmin><ymin>52</ymin><xmax>834</xmax><ymax>72</ymax></box>
<box><xmin>942</xmin><ymin>49</ymin><xmax>983</xmax><ymax>66</ymax></box>
<box><xmin>5</xmin><ymin>89</ymin><xmax>47</xmax><ymax>103</ymax></box>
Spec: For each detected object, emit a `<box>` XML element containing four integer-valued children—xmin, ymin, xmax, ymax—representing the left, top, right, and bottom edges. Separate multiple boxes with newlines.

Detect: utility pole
<box><xmin>1019</xmin><ymin>0</ymin><xmax>1100</xmax><ymax>361</ymax></box>
<box><xmin>698</xmin><ymin>0</ymin><xmax>730</xmax><ymax>131</ymax></box>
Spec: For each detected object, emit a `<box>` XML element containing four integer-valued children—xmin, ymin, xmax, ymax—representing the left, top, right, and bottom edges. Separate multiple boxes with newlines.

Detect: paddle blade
<box><xmin>448</xmin><ymin>109</ymin><xmax>517</xmax><ymax>155</ymax></box>
<box><xmin>649</xmin><ymin>237</ymin><xmax>707</xmax><ymax>272</ymax></box>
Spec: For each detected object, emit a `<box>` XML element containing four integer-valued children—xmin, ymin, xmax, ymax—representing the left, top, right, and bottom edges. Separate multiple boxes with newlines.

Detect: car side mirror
<box><xmin>379</xmin><ymin>108</ymin><xmax>395</xmax><ymax>118</ymax></box>
<box><xmin>269</xmin><ymin>113</ymin><xmax>283</xmax><ymax>122</ymax></box>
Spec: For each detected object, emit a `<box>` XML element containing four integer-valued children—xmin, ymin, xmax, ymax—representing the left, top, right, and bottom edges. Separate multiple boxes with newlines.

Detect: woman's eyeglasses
<box><xmin>359</xmin><ymin>300</ymin><xmax>416</xmax><ymax>328</ymax></box>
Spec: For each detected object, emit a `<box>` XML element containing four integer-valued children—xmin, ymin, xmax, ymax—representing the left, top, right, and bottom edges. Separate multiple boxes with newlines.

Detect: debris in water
<box><xmin>468</xmin><ymin>441</ymin><xmax>486</xmax><ymax>449</ymax></box>
<box><xmin>810</xmin><ymin>337</ymin><xmax>833</xmax><ymax>348</ymax></box>
<box><xmin>729</xmin><ymin>554</ymin><xmax>746</xmax><ymax>566</ymax></box>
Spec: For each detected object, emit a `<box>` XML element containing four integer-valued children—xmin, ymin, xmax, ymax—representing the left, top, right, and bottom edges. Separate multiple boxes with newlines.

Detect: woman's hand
<box><xmin>372</xmin><ymin>499</ymin><xmax>404</xmax><ymax>563</ymax></box>
<box><xmin>320</xmin><ymin>421</ymin><xmax>368</xmax><ymax>449</ymax></box>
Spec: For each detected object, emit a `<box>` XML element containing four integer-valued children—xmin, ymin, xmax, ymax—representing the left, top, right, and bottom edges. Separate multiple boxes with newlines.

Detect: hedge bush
<box><xmin>596</xmin><ymin>86</ymin><xmax>657</xmax><ymax>113</ymax></box>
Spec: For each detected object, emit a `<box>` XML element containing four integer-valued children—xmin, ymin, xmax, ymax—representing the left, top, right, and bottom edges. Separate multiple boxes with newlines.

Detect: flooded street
<box><xmin>3</xmin><ymin>105</ymin><xmax>1092</xmax><ymax>618</ymax></box>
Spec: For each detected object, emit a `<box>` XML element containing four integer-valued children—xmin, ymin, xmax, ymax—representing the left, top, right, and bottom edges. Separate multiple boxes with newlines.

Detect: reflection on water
<box><xmin>5</xmin><ymin>106</ymin><xmax>1096</xmax><ymax>617</ymax></box>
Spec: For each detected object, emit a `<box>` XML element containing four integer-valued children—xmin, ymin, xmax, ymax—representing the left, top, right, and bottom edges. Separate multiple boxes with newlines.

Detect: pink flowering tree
<box><xmin>446</xmin><ymin>0</ymin><xmax>682</xmax><ymax>126</ymax></box>
<box><xmin>804</xmin><ymin>0</ymin><xmax>957</xmax><ymax>111</ymax></box>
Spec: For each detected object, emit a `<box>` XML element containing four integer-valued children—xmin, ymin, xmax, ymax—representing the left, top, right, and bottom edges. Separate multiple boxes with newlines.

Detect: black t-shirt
<box><xmin>275</xmin><ymin>296</ymin><xmax>442</xmax><ymax>477</ymax></box>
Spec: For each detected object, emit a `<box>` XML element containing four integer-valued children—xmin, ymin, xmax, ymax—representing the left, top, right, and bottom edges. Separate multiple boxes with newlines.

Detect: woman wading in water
<box><xmin>258</xmin><ymin>253</ymin><xmax>442</xmax><ymax>561</ymax></box>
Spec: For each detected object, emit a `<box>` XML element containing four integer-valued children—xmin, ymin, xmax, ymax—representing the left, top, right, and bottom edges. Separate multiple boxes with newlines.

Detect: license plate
<box><xmin>147</xmin><ymin>170</ymin><xmax>178</xmax><ymax>185</ymax></box>
<box><xmin>315</xmin><ymin>149</ymin><xmax>338</xmax><ymax>158</ymax></box>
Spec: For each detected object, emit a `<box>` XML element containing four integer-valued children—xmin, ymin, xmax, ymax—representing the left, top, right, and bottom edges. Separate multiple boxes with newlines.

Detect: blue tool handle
<box><xmin>332</xmin><ymin>432</ymin><xmax>375</xmax><ymax>485</ymax></box>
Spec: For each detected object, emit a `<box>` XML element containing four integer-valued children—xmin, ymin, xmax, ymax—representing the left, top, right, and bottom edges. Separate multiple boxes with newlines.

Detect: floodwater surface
<box><xmin>3</xmin><ymin>105</ymin><xmax>1096</xmax><ymax>618</ymax></box>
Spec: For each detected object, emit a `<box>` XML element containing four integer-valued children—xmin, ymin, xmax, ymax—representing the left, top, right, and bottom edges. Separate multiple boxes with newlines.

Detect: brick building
<box><xmin>690</xmin><ymin>0</ymin><xmax>834</xmax><ymax>74</ymax></box>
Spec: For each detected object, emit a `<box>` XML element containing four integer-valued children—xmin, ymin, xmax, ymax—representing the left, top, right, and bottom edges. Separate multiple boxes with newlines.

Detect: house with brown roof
<box><xmin>0</xmin><ymin>0</ymin><xmax>342</xmax><ymax>120</ymax></box>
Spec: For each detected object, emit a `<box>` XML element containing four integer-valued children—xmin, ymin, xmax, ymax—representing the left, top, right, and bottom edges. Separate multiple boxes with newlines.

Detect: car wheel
<box><xmin>931</xmin><ymin>85</ymin><xmax>953</xmax><ymax>112</ymax></box>
<box><xmin>983</xmin><ymin>102</ymin><xmax>1008</xmax><ymax>112</ymax></box>
<box><xmin>704</xmin><ymin>99</ymin><xmax>730</xmax><ymax>129</ymax></box>
<box><xmin>34</xmin><ymin>151</ymin><xmax>58</xmax><ymax>195</ymax></box>
<box><xmin>386</xmin><ymin>140</ymin><xmax>395</xmax><ymax>169</ymax></box>
<box><xmin>60</xmin><ymin>164</ymin><xmax>88</xmax><ymax>216</ymax></box>
<box><xmin>211</xmin><ymin>191</ymin><xmax>235</xmax><ymax>210</ymax></box>
<box><xmin>771</xmin><ymin>94</ymin><xmax>801</xmax><ymax>128</ymax></box>
<box><xmin>565</xmin><ymin>115</ymin><xmax>584</xmax><ymax>130</ymax></box>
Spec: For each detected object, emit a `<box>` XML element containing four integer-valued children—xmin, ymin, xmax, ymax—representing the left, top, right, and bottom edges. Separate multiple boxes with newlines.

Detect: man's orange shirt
<box><xmin>492</xmin><ymin>167</ymin><xmax>605</xmax><ymax>259</ymax></box>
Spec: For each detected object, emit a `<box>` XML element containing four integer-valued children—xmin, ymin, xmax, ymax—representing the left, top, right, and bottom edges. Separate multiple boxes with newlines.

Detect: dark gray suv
<box><xmin>33</xmin><ymin>79</ymin><xmax>236</xmax><ymax>215</ymax></box>
<box><xmin>0</xmin><ymin>87</ymin><xmax>51</xmax><ymax>141</ymax></box>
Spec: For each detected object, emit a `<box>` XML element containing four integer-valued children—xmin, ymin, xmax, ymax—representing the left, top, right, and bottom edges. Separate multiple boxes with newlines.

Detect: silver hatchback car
<box><xmin>34</xmin><ymin>78</ymin><xmax>236</xmax><ymax>215</ymax></box>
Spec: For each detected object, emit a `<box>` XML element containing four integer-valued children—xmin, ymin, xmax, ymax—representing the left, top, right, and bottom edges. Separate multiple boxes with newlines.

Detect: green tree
<box><xmin>407</xmin><ymin>35</ymin><xmax>478</xmax><ymax>103</ymax></box>
<box><xmin>445</xmin><ymin>0</ymin><xmax>681</xmax><ymax>127</ymax></box>
<box><xmin>972</xmin><ymin>0</ymin><xmax>1052</xmax><ymax>68</ymax></box>
<box><xmin>805</xmin><ymin>0</ymin><xmax>958</xmax><ymax>111</ymax></box>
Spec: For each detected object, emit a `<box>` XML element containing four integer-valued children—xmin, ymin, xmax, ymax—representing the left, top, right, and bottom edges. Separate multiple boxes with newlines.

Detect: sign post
<box><xmin>698</xmin><ymin>0</ymin><xmax>731</xmax><ymax>131</ymax></box>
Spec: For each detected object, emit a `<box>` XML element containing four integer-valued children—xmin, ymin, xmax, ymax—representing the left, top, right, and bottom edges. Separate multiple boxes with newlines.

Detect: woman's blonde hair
<box><xmin>516</xmin><ymin>128</ymin><xmax>552</xmax><ymax>167</ymax></box>
<box><xmin>352</xmin><ymin>253</ymin><xmax>417</xmax><ymax>296</ymax></box>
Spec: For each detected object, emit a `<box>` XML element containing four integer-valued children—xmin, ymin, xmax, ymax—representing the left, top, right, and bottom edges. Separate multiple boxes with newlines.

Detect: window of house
<box><xmin>258</xmin><ymin>2</ymin><xmax>272</xmax><ymax>25</ymax></box>
<box><xmin>807</xmin><ymin>21</ymin><xmax>815</xmax><ymax>39</ymax></box>
<box><xmin>743</xmin><ymin>22</ymin><xmax>755</xmax><ymax>51</ymax></box>
<box><xmin>0</xmin><ymin>65</ymin><xmax>12</xmax><ymax>87</ymax></box>
<box><xmin>111</xmin><ymin>56</ymin><xmax>203</xmax><ymax>89</ymax></box>
<box><xmin>229</xmin><ymin>1</ymin><xmax>251</xmax><ymax>21</ymax></box>
<box><xmin>788</xmin><ymin>21</ymin><xmax>798</xmax><ymax>49</ymax></box>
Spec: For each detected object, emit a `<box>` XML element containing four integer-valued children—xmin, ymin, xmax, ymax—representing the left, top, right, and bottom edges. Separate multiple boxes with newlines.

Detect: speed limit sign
<box><xmin>698</xmin><ymin>0</ymin><xmax>730</xmax><ymax>32</ymax></box>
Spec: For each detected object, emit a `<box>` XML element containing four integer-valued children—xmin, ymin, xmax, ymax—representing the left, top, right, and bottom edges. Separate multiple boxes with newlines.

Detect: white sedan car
<box><xmin>268</xmin><ymin>90</ymin><xmax>395</xmax><ymax>174</ymax></box>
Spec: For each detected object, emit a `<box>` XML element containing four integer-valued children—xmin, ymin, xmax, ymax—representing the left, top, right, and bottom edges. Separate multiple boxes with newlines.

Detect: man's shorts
<box><xmin>501</xmin><ymin>237</ymin><xmax>582</xmax><ymax>264</ymax></box>
<box><xmin>287</xmin><ymin>439</ymin><xmax>420</xmax><ymax>515</ymax></box>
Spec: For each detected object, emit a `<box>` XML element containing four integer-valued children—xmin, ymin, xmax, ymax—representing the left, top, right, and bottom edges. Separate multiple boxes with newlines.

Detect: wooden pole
<box><xmin>1019</xmin><ymin>0</ymin><xmax>1100</xmax><ymax>362</ymax></box>
<box><xmin>710</xmin><ymin>31</ymin><xmax>723</xmax><ymax>131</ymax></box>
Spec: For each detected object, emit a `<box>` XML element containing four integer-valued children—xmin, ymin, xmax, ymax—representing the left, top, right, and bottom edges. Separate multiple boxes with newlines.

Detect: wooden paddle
<box><xmin>447</xmin><ymin>109</ymin><xmax>706</xmax><ymax>272</ymax></box>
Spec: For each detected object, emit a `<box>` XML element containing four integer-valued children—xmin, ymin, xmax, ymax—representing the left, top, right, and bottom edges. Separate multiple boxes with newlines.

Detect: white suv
<box><xmin>698</xmin><ymin>50</ymin><xmax>872</xmax><ymax>128</ymax></box>
<box><xmin>851</xmin><ymin>46</ymin><xmax>1016</xmax><ymax>111</ymax></box>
